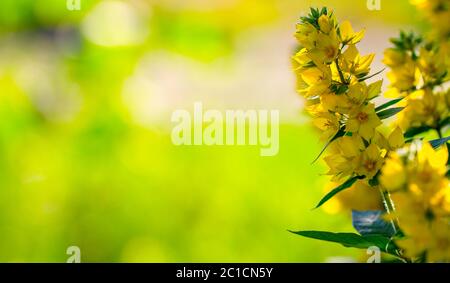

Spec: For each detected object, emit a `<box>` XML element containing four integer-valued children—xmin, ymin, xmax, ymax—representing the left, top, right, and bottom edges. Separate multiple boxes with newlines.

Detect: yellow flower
<box><xmin>346</xmin><ymin>80</ymin><xmax>383</xmax><ymax>110</ymax></box>
<box><xmin>295</xmin><ymin>22</ymin><xmax>319</xmax><ymax>49</ymax></box>
<box><xmin>299</xmin><ymin>66</ymin><xmax>332</xmax><ymax>97</ymax></box>
<box><xmin>339</xmin><ymin>20</ymin><xmax>365</xmax><ymax>45</ymax></box>
<box><xmin>341</xmin><ymin>45</ymin><xmax>375</xmax><ymax>77</ymax></box>
<box><xmin>387</xmin><ymin>60</ymin><xmax>420</xmax><ymax>91</ymax></box>
<box><xmin>383</xmin><ymin>48</ymin><xmax>407</xmax><ymax>68</ymax></box>
<box><xmin>308</xmin><ymin>30</ymin><xmax>340</xmax><ymax>64</ymax></box>
<box><xmin>304</xmin><ymin>97</ymin><xmax>324</xmax><ymax>116</ymax></box>
<box><xmin>320</xmin><ymin>93</ymin><xmax>352</xmax><ymax>113</ymax></box>
<box><xmin>324</xmin><ymin>135</ymin><xmax>365</xmax><ymax>180</ymax></box>
<box><xmin>346</xmin><ymin>103</ymin><xmax>382</xmax><ymax>140</ymax></box>
<box><xmin>318</xmin><ymin>14</ymin><xmax>335</xmax><ymax>34</ymax></box>
<box><xmin>418</xmin><ymin>46</ymin><xmax>447</xmax><ymax>82</ymax></box>
<box><xmin>385</xmin><ymin>141</ymin><xmax>450</xmax><ymax>261</ymax></box>
<box><xmin>293</xmin><ymin>48</ymin><xmax>312</xmax><ymax>67</ymax></box>
<box><xmin>355</xmin><ymin>143</ymin><xmax>384</xmax><ymax>179</ymax></box>
<box><xmin>312</xmin><ymin>112</ymin><xmax>340</xmax><ymax>141</ymax></box>
<box><xmin>416</xmin><ymin>142</ymin><xmax>448</xmax><ymax>176</ymax></box>
<box><xmin>393</xmin><ymin>200</ymin><xmax>450</xmax><ymax>261</ymax></box>
<box><xmin>397</xmin><ymin>89</ymin><xmax>447</xmax><ymax>130</ymax></box>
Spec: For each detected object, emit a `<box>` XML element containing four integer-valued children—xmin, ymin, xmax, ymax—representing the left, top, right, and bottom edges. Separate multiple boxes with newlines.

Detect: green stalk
<box><xmin>334</xmin><ymin>58</ymin><xmax>347</xmax><ymax>85</ymax></box>
<box><xmin>379</xmin><ymin>188</ymin><xmax>400</xmax><ymax>234</ymax></box>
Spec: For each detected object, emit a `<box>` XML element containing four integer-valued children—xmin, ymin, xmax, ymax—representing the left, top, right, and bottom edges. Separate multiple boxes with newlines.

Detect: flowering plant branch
<box><xmin>291</xmin><ymin>4</ymin><xmax>450</xmax><ymax>263</ymax></box>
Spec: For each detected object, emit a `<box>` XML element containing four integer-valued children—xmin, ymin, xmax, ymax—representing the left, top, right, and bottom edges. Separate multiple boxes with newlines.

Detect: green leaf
<box><xmin>404</xmin><ymin>125</ymin><xmax>433</xmax><ymax>139</ymax></box>
<box><xmin>358</xmin><ymin>68</ymin><xmax>385</xmax><ymax>82</ymax></box>
<box><xmin>289</xmin><ymin>230</ymin><xmax>398</xmax><ymax>255</ymax></box>
<box><xmin>314</xmin><ymin>176</ymin><xmax>362</xmax><ymax>209</ymax></box>
<box><xmin>311</xmin><ymin>127</ymin><xmax>345</xmax><ymax>164</ymax></box>
<box><xmin>375</xmin><ymin>98</ymin><xmax>404</xmax><ymax>112</ymax></box>
<box><xmin>330</xmin><ymin>84</ymin><xmax>348</xmax><ymax>94</ymax></box>
<box><xmin>429</xmin><ymin>136</ymin><xmax>450</xmax><ymax>149</ymax></box>
<box><xmin>368</xmin><ymin>170</ymin><xmax>380</xmax><ymax>186</ymax></box>
<box><xmin>376</xmin><ymin>107</ymin><xmax>404</xmax><ymax>120</ymax></box>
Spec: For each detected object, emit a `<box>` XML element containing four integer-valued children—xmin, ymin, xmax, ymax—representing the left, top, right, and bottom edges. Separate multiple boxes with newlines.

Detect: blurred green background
<box><xmin>0</xmin><ymin>0</ymin><xmax>423</xmax><ymax>262</ymax></box>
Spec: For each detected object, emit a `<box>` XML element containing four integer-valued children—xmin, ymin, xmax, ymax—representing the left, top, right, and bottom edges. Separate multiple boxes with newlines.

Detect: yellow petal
<box><xmin>359</xmin><ymin>123</ymin><xmax>374</xmax><ymax>140</ymax></box>
<box><xmin>367</xmin><ymin>80</ymin><xmax>383</xmax><ymax>99</ymax></box>
<box><xmin>340</xmin><ymin>20</ymin><xmax>354</xmax><ymax>41</ymax></box>
<box><xmin>318</xmin><ymin>15</ymin><xmax>332</xmax><ymax>33</ymax></box>
<box><xmin>388</xmin><ymin>127</ymin><xmax>404</xmax><ymax>149</ymax></box>
<box><xmin>343</xmin><ymin>44</ymin><xmax>358</xmax><ymax>61</ymax></box>
<box><xmin>365</xmin><ymin>143</ymin><xmax>381</xmax><ymax>160</ymax></box>
<box><xmin>300</xmin><ymin>67</ymin><xmax>323</xmax><ymax>85</ymax></box>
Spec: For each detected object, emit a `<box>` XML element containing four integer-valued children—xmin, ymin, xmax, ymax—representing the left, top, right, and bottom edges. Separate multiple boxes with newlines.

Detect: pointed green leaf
<box><xmin>358</xmin><ymin>68</ymin><xmax>385</xmax><ymax>82</ymax></box>
<box><xmin>375</xmin><ymin>98</ymin><xmax>404</xmax><ymax>112</ymax></box>
<box><xmin>289</xmin><ymin>230</ymin><xmax>399</xmax><ymax>255</ymax></box>
<box><xmin>429</xmin><ymin>136</ymin><xmax>450</xmax><ymax>149</ymax></box>
<box><xmin>376</xmin><ymin>107</ymin><xmax>404</xmax><ymax>120</ymax></box>
<box><xmin>404</xmin><ymin>125</ymin><xmax>433</xmax><ymax>139</ymax></box>
<box><xmin>311</xmin><ymin>127</ymin><xmax>345</xmax><ymax>164</ymax></box>
<box><xmin>314</xmin><ymin>176</ymin><xmax>362</xmax><ymax>209</ymax></box>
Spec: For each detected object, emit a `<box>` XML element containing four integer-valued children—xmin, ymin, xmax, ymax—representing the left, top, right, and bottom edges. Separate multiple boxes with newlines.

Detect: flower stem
<box><xmin>379</xmin><ymin>187</ymin><xmax>400</xmax><ymax>234</ymax></box>
<box><xmin>334</xmin><ymin>58</ymin><xmax>347</xmax><ymax>85</ymax></box>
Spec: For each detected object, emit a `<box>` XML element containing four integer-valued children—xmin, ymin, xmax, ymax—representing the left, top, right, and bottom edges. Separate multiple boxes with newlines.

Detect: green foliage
<box><xmin>429</xmin><ymin>136</ymin><xmax>450</xmax><ymax>149</ymax></box>
<box><xmin>357</xmin><ymin>69</ymin><xmax>386</xmax><ymax>82</ymax></box>
<box><xmin>376</xmin><ymin>107</ymin><xmax>405</xmax><ymax>120</ymax></box>
<box><xmin>299</xmin><ymin>7</ymin><xmax>331</xmax><ymax>30</ymax></box>
<box><xmin>289</xmin><ymin>230</ymin><xmax>400</xmax><ymax>256</ymax></box>
<box><xmin>314</xmin><ymin>176</ymin><xmax>363</xmax><ymax>209</ymax></box>
<box><xmin>375</xmin><ymin>98</ymin><xmax>404</xmax><ymax>112</ymax></box>
<box><xmin>390</xmin><ymin>31</ymin><xmax>422</xmax><ymax>58</ymax></box>
<box><xmin>404</xmin><ymin>125</ymin><xmax>434</xmax><ymax>139</ymax></box>
<box><xmin>311</xmin><ymin>127</ymin><xmax>346</xmax><ymax>164</ymax></box>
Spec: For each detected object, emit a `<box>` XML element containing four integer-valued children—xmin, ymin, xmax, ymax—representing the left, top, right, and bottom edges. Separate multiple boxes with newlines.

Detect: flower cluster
<box><xmin>293</xmin><ymin>8</ymin><xmax>402</xmax><ymax>188</ymax></box>
<box><xmin>383</xmin><ymin>31</ymin><xmax>450</xmax><ymax>132</ymax></box>
<box><xmin>380</xmin><ymin>143</ymin><xmax>450</xmax><ymax>261</ymax></box>
<box><xmin>293</xmin><ymin>6</ymin><xmax>450</xmax><ymax>263</ymax></box>
<box><xmin>375</xmin><ymin>1</ymin><xmax>450</xmax><ymax>261</ymax></box>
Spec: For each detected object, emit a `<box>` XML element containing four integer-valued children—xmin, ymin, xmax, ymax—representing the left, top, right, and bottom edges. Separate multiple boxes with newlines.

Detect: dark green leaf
<box><xmin>358</xmin><ymin>68</ymin><xmax>385</xmax><ymax>82</ymax></box>
<box><xmin>311</xmin><ymin>127</ymin><xmax>345</xmax><ymax>164</ymax></box>
<box><xmin>352</xmin><ymin>210</ymin><xmax>395</xmax><ymax>237</ymax></box>
<box><xmin>314</xmin><ymin>176</ymin><xmax>362</xmax><ymax>209</ymax></box>
<box><xmin>429</xmin><ymin>136</ymin><xmax>450</xmax><ymax>149</ymax></box>
<box><xmin>368</xmin><ymin>170</ymin><xmax>380</xmax><ymax>186</ymax></box>
<box><xmin>289</xmin><ymin>230</ymin><xmax>398</xmax><ymax>255</ymax></box>
<box><xmin>375</xmin><ymin>98</ymin><xmax>404</xmax><ymax>112</ymax></box>
<box><xmin>404</xmin><ymin>125</ymin><xmax>433</xmax><ymax>139</ymax></box>
<box><xmin>376</xmin><ymin>107</ymin><xmax>404</xmax><ymax>120</ymax></box>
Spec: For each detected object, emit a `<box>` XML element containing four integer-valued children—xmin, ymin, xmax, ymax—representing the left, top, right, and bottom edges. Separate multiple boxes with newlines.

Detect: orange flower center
<box><xmin>357</xmin><ymin>112</ymin><xmax>369</xmax><ymax>122</ymax></box>
<box><xmin>364</xmin><ymin>159</ymin><xmax>377</xmax><ymax>172</ymax></box>
<box><xmin>325</xmin><ymin>45</ymin><xmax>337</xmax><ymax>60</ymax></box>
